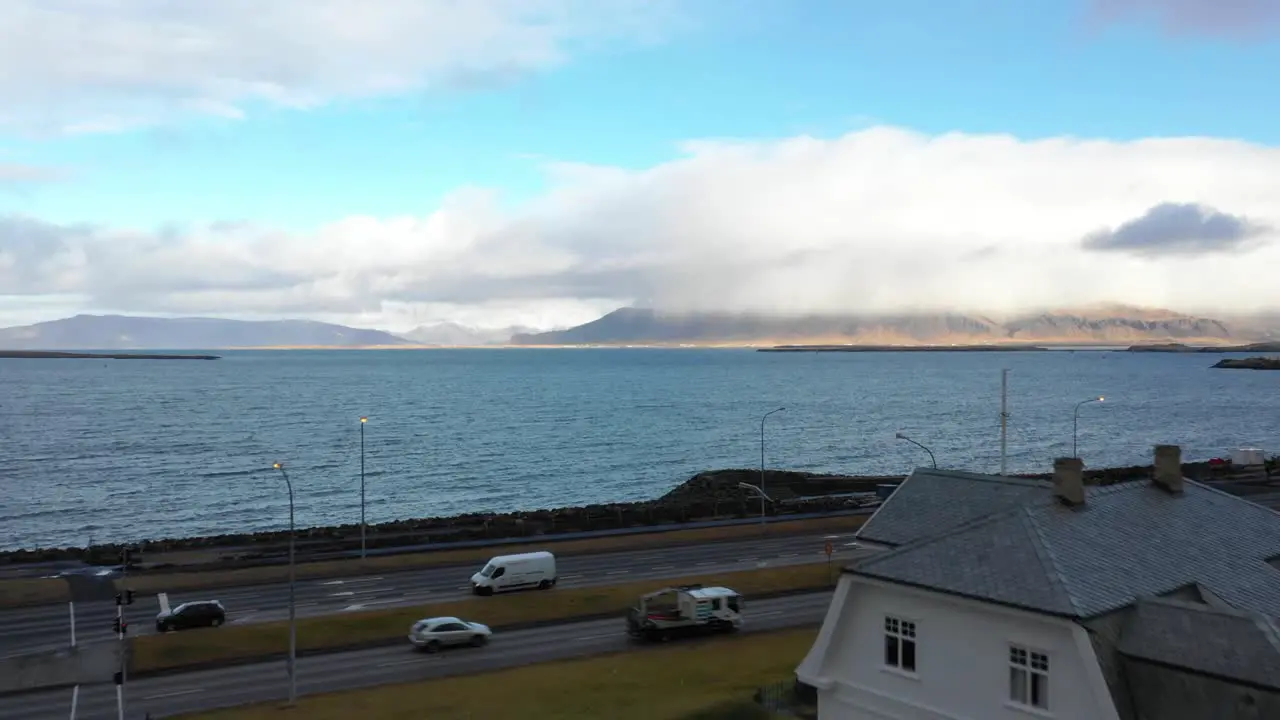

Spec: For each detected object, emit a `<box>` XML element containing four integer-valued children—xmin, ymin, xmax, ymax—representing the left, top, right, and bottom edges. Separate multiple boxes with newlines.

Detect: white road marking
<box><xmin>753</xmin><ymin>610</ymin><xmax>783</xmax><ymax>618</ymax></box>
<box><xmin>571</xmin><ymin>633</ymin><xmax>615</xmax><ymax>642</ymax></box>
<box><xmin>605</xmin><ymin>570</ymin><xmax>629</xmax><ymax>576</ymax></box>
<box><xmin>558</xmin><ymin>574</ymin><xmax>582</xmax><ymax>581</ymax></box>
<box><xmin>330</xmin><ymin>591</ymin><xmax>355</xmax><ymax>597</ymax></box>
<box><xmin>342</xmin><ymin>604</ymin><xmax>366</xmax><ymax>612</ymax></box>
<box><xmin>143</xmin><ymin>688</ymin><xmax>203</xmax><ymax>700</ymax></box>
<box><xmin>377</xmin><ymin>658</ymin><xmax>424</xmax><ymax>668</ymax></box>
<box><xmin>344</xmin><ymin>576</ymin><xmax>385</xmax><ymax>584</ymax></box>
<box><xmin>651</xmin><ymin>565</ymin><xmax>675</xmax><ymax>571</ymax></box>
<box><xmin>297</xmin><ymin>601</ymin><xmax>321</xmax><ymax>607</ymax></box>
<box><xmin>695</xmin><ymin>561</ymin><xmax>716</xmax><ymax>567</ymax></box>
<box><xmin>320</xmin><ymin>580</ymin><xmax>345</xmax><ymax>586</ymax></box>
<box><xmin>779</xmin><ymin>553</ymin><xmax>798</xmax><ymax>558</ymax></box>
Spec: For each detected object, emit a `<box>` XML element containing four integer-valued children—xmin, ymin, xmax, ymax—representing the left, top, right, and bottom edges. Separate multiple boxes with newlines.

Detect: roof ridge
<box><xmin>854</xmin><ymin>504</ymin><xmax>1028</xmax><ymax>572</ymax></box>
<box><xmin>1184</xmin><ymin>478</ymin><xmax>1280</xmax><ymax>518</ymax></box>
<box><xmin>1020</xmin><ymin>506</ymin><xmax>1086</xmax><ymax>616</ymax></box>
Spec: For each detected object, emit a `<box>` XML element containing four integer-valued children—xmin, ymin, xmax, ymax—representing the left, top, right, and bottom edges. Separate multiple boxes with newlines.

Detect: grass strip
<box><xmin>0</xmin><ymin>514</ymin><xmax>863</xmax><ymax>609</ymax></box>
<box><xmin>131</xmin><ymin>563</ymin><xmax>833</xmax><ymax>676</ymax></box>
<box><xmin>176</xmin><ymin>626</ymin><xmax>817</xmax><ymax>720</ymax></box>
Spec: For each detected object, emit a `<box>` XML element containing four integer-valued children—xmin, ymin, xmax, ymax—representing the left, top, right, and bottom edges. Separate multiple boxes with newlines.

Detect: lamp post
<box><xmin>1072</xmin><ymin>396</ymin><xmax>1104</xmax><ymax>458</ymax></box>
<box><xmin>895</xmin><ymin>432</ymin><xmax>937</xmax><ymax>469</ymax></box>
<box><xmin>359</xmin><ymin>416</ymin><xmax>367</xmax><ymax>560</ymax></box>
<box><xmin>738</xmin><ymin>482</ymin><xmax>773</xmax><ymax>530</ymax></box>
<box><xmin>760</xmin><ymin>407</ymin><xmax>785</xmax><ymax>535</ymax></box>
<box><xmin>272</xmin><ymin>462</ymin><xmax>297</xmax><ymax>707</ymax></box>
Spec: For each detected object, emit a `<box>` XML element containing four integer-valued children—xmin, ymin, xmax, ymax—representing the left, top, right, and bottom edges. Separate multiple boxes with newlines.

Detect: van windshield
<box><xmin>480</xmin><ymin>563</ymin><xmax>496</xmax><ymax>578</ymax></box>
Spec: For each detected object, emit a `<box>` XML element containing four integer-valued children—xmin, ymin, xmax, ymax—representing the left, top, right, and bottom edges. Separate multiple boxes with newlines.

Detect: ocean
<box><xmin>1</xmin><ymin>348</ymin><xmax>1276</xmax><ymax>551</ymax></box>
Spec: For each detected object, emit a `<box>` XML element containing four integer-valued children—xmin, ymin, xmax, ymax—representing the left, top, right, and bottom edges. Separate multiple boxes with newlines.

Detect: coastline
<box><xmin>4</xmin><ymin>460</ymin><xmax>1251</xmax><ymax>567</ymax></box>
<box><xmin>0</xmin><ymin>350</ymin><xmax>220</xmax><ymax>360</ymax></box>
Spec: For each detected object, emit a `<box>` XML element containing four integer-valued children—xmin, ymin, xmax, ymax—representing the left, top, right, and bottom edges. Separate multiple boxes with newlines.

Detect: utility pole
<box><xmin>69</xmin><ymin>599</ymin><xmax>78</xmax><ymax>720</ymax></box>
<box><xmin>360</xmin><ymin>416</ymin><xmax>367</xmax><ymax>560</ymax></box>
<box><xmin>1000</xmin><ymin>369</ymin><xmax>1009</xmax><ymax>476</ymax></box>
<box><xmin>113</xmin><ymin>587</ymin><xmax>133</xmax><ymax>720</ymax></box>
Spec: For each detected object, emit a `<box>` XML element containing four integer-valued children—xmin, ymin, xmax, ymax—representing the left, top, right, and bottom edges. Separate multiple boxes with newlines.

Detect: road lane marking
<box><xmin>650</xmin><ymin>565</ymin><xmax>675</xmax><ymax>571</ymax></box>
<box><xmin>571</xmin><ymin>633</ymin><xmax>615</xmax><ymax>642</ymax></box>
<box><xmin>559</xmin><ymin>574</ymin><xmax>582</xmax><ymax>580</ymax></box>
<box><xmin>377</xmin><ymin>658</ymin><xmax>424</xmax><ymax>668</ymax></box>
<box><xmin>344</xmin><ymin>577</ymin><xmax>385</xmax><ymax>584</ymax></box>
<box><xmin>330</xmin><ymin>591</ymin><xmax>355</xmax><ymax>597</ymax></box>
<box><xmin>605</xmin><ymin>570</ymin><xmax>629</xmax><ymax>576</ymax></box>
<box><xmin>753</xmin><ymin>611</ymin><xmax>783</xmax><ymax>618</ymax></box>
<box><xmin>342</xmin><ymin>604</ymin><xmax>366</xmax><ymax>612</ymax></box>
<box><xmin>143</xmin><ymin>688</ymin><xmax>203</xmax><ymax>700</ymax></box>
<box><xmin>695</xmin><ymin>561</ymin><xmax>716</xmax><ymax>567</ymax></box>
<box><xmin>779</xmin><ymin>553</ymin><xmax>797</xmax><ymax>558</ymax></box>
<box><xmin>320</xmin><ymin>580</ymin><xmax>345</xmax><ymax>586</ymax></box>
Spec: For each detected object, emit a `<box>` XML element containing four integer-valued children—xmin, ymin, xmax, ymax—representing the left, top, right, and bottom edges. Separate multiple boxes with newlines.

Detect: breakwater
<box><xmin>5</xmin><ymin>460</ymin><xmax>1256</xmax><ymax>571</ymax></box>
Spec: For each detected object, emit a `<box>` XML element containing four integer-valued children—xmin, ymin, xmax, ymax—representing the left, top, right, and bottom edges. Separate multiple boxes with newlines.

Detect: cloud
<box><xmin>0</xmin><ymin>0</ymin><xmax>686</xmax><ymax>134</ymax></box>
<box><xmin>1088</xmin><ymin>0</ymin><xmax>1280</xmax><ymax>38</ymax></box>
<box><xmin>3</xmin><ymin>125</ymin><xmax>1280</xmax><ymax>331</ymax></box>
<box><xmin>1081</xmin><ymin>202</ymin><xmax>1272</xmax><ymax>256</ymax></box>
<box><xmin>0</xmin><ymin>163</ymin><xmax>66</xmax><ymax>185</ymax></box>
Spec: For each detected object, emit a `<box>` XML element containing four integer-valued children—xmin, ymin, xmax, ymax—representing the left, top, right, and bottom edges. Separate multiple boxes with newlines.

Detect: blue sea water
<box><xmin>1</xmin><ymin>348</ymin><xmax>1276</xmax><ymax>551</ymax></box>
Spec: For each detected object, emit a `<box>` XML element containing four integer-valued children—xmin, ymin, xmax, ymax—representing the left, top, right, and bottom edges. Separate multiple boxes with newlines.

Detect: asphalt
<box><xmin>0</xmin><ymin>533</ymin><xmax>869</xmax><ymax>657</ymax></box>
<box><xmin>3</xmin><ymin>592</ymin><xmax>833</xmax><ymax>720</ymax></box>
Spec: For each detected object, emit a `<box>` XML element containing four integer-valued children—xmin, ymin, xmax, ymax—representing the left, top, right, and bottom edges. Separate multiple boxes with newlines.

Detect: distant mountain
<box><xmin>510</xmin><ymin>306</ymin><xmax>1270</xmax><ymax>347</ymax></box>
<box><xmin>0</xmin><ymin>314</ymin><xmax>412</xmax><ymax>350</ymax></box>
<box><xmin>397</xmin><ymin>322</ymin><xmax>531</xmax><ymax>346</ymax></box>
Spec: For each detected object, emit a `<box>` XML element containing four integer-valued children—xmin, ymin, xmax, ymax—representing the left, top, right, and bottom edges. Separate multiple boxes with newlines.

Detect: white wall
<box><xmin>802</xmin><ymin>576</ymin><xmax>1118</xmax><ymax>720</ymax></box>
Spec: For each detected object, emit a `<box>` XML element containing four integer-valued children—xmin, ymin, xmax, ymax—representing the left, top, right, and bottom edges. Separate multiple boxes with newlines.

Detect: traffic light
<box><xmin>112</xmin><ymin>618</ymin><xmax>128</xmax><ymax>634</ymax></box>
<box><xmin>115</xmin><ymin>590</ymin><xmax>136</xmax><ymax>605</ymax></box>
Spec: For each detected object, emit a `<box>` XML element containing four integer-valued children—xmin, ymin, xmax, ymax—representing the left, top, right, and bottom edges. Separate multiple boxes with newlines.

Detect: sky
<box><xmin>2</xmin><ymin>0</ymin><xmax>1280</xmax><ymax>332</ymax></box>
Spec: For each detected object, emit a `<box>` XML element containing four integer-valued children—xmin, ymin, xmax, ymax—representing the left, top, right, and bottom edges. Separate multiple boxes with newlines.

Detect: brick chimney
<box><xmin>1053</xmin><ymin>457</ymin><xmax>1086</xmax><ymax>506</ymax></box>
<box><xmin>1153</xmin><ymin>444</ymin><xmax>1184</xmax><ymax>494</ymax></box>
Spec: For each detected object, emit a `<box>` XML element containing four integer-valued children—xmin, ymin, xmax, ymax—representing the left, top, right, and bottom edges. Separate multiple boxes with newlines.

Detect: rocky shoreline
<box><xmin>2</xmin><ymin>461</ymin><xmax>1243</xmax><ymax>570</ymax></box>
<box><xmin>1212</xmin><ymin>356</ymin><xmax>1280</xmax><ymax>370</ymax></box>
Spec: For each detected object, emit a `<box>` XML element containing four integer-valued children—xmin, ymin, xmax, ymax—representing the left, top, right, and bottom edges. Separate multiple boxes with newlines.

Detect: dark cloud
<box><xmin>1081</xmin><ymin>202</ymin><xmax>1272</xmax><ymax>256</ymax></box>
<box><xmin>1089</xmin><ymin>0</ymin><xmax>1280</xmax><ymax>39</ymax></box>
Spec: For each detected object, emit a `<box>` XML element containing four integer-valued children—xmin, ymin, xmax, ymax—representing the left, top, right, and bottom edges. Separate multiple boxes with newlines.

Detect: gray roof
<box><xmin>851</xmin><ymin>473</ymin><xmax>1280</xmax><ymax>620</ymax></box>
<box><xmin>1119</xmin><ymin>596</ymin><xmax>1280</xmax><ymax>690</ymax></box>
<box><xmin>855</xmin><ymin>468</ymin><xmax>1049</xmax><ymax>547</ymax></box>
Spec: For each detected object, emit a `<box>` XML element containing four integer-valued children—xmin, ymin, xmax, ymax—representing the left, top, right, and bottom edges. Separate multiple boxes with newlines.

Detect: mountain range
<box><xmin>0</xmin><ymin>306</ymin><xmax>1275</xmax><ymax>350</ymax></box>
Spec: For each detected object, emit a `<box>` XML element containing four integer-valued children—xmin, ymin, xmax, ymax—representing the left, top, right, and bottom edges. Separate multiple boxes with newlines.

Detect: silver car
<box><xmin>408</xmin><ymin>615</ymin><xmax>493</xmax><ymax>653</ymax></box>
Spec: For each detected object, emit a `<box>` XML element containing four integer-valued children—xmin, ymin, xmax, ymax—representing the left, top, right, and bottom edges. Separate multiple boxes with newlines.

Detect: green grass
<box><xmin>175</xmin><ymin>627</ymin><xmax>818</xmax><ymax>720</ymax></box>
<box><xmin>0</xmin><ymin>514</ymin><xmax>863</xmax><ymax>609</ymax></box>
<box><xmin>131</xmin><ymin>564</ymin><xmax>833</xmax><ymax>675</ymax></box>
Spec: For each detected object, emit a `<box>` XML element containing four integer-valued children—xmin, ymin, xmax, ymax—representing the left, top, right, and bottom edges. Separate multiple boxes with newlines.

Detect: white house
<box><xmin>796</xmin><ymin>445</ymin><xmax>1280</xmax><ymax>720</ymax></box>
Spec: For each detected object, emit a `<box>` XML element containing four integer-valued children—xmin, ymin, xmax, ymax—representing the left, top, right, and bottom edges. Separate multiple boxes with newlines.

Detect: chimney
<box><xmin>1153</xmin><ymin>444</ymin><xmax>1184</xmax><ymax>494</ymax></box>
<box><xmin>1053</xmin><ymin>457</ymin><xmax>1086</xmax><ymax>506</ymax></box>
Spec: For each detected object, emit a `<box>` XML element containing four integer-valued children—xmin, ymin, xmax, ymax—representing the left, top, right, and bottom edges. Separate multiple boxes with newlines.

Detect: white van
<box><xmin>470</xmin><ymin>551</ymin><xmax>557</xmax><ymax>596</ymax></box>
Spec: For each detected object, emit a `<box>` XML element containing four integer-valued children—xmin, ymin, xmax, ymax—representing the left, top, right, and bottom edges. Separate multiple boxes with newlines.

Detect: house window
<box><xmin>883</xmin><ymin>616</ymin><xmax>917</xmax><ymax>672</ymax></box>
<box><xmin>1009</xmin><ymin>645</ymin><xmax>1049</xmax><ymax>710</ymax></box>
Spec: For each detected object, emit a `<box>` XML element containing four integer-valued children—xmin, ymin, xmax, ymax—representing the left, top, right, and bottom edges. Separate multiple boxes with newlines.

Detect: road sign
<box><xmin>824</xmin><ymin>540</ymin><xmax>834</xmax><ymax>557</ymax></box>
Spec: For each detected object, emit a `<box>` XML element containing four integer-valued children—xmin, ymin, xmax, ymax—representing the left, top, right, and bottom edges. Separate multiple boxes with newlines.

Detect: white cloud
<box><xmin>3</xmin><ymin>125</ymin><xmax>1280</xmax><ymax>331</ymax></box>
<box><xmin>0</xmin><ymin>0</ymin><xmax>685</xmax><ymax>134</ymax></box>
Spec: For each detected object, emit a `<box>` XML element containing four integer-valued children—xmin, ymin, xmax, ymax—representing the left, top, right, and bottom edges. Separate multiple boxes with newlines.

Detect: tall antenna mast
<box><xmin>1000</xmin><ymin>368</ymin><xmax>1009</xmax><ymax>475</ymax></box>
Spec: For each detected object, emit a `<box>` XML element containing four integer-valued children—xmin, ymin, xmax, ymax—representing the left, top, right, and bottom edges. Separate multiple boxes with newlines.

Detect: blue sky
<box><xmin>5</xmin><ymin>0</ymin><xmax>1278</xmax><ymax>233</ymax></box>
<box><xmin>2</xmin><ymin>0</ymin><xmax>1279</xmax><ymax>331</ymax></box>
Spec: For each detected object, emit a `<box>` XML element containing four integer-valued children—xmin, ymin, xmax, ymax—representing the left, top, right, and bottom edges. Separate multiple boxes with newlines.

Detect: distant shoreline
<box><xmin>758</xmin><ymin>344</ymin><xmax>1049</xmax><ymax>353</ymax></box>
<box><xmin>0</xmin><ymin>351</ymin><xmax>220</xmax><ymax>360</ymax></box>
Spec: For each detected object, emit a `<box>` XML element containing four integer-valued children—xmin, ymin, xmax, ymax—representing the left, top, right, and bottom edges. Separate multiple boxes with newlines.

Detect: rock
<box><xmin>1212</xmin><ymin>357</ymin><xmax>1280</xmax><ymax>370</ymax></box>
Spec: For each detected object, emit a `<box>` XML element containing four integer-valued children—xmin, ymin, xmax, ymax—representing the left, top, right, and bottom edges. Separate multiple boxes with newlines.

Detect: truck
<box><xmin>625</xmin><ymin>584</ymin><xmax>744</xmax><ymax>642</ymax></box>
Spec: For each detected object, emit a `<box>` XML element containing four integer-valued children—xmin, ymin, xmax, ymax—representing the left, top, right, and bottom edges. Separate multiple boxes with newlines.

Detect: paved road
<box><xmin>1</xmin><ymin>533</ymin><xmax>868</xmax><ymax>657</ymax></box>
<box><xmin>5</xmin><ymin>592</ymin><xmax>832</xmax><ymax>720</ymax></box>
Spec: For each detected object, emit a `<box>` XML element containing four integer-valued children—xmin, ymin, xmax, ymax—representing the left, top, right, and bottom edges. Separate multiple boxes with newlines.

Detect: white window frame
<box><xmin>882</xmin><ymin>615</ymin><xmax>918</xmax><ymax>673</ymax></box>
<box><xmin>1008</xmin><ymin>644</ymin><xmax>1050</xmax><ymax>711</ymax></box>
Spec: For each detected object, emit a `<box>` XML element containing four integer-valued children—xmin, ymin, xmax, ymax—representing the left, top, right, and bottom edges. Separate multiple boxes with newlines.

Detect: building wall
<box><xmin>807</xmin><ymin>577</ymin><xmax>1117</xmax><ymax>720</ymax></box>
<box><xmin>1123</xmin><ymin>659</ymin><xmax>1280</xmax><ymax>720</ymax></box>
<box><xmin>1082</xmin><ymin>609</ymin><xmax>1138</xmax><ymax>720</ymax></box>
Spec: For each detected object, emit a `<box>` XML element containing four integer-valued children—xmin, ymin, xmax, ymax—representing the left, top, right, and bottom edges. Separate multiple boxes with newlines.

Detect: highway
<box><xmin>0</xmin><ymin>533</ymin><xmax>867</xmax><ymax>657</ymax></box>
<box><xmin>3</xmin><ymin>592</ymin><xmax>833</xmax><ymax>720</ymax></box>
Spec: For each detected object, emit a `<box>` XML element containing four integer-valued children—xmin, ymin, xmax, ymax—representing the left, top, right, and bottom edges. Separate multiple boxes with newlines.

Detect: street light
<box><xmin>272</xmin><ymin>462</ymin><xmax>297</xmax><ymax>707</ymax></box>
<box><xmin>359</xmin><ymin>416</ymin><xmax>367</xmax><ymax>560</ymax></box>
<box><xmin>760</xmin><ymin>407</ymin><xmax>786</xmax><ymax>534</ymax></box>
<box><xmin>1072</xmin><ymin>396</ymin><xmax>1105</xmax><ymax>458</ymax></box>
<box><xmin>895</xmin><ymin>432</ymin><xmax>937</xmax><ymax>469</ymax></box>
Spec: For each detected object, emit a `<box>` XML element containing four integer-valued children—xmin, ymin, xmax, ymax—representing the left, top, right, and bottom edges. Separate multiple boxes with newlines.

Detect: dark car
<box><xmin>155</xmin><ymin>600</ymin><xmax>226</xmax><ymax>632</ymax></box>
